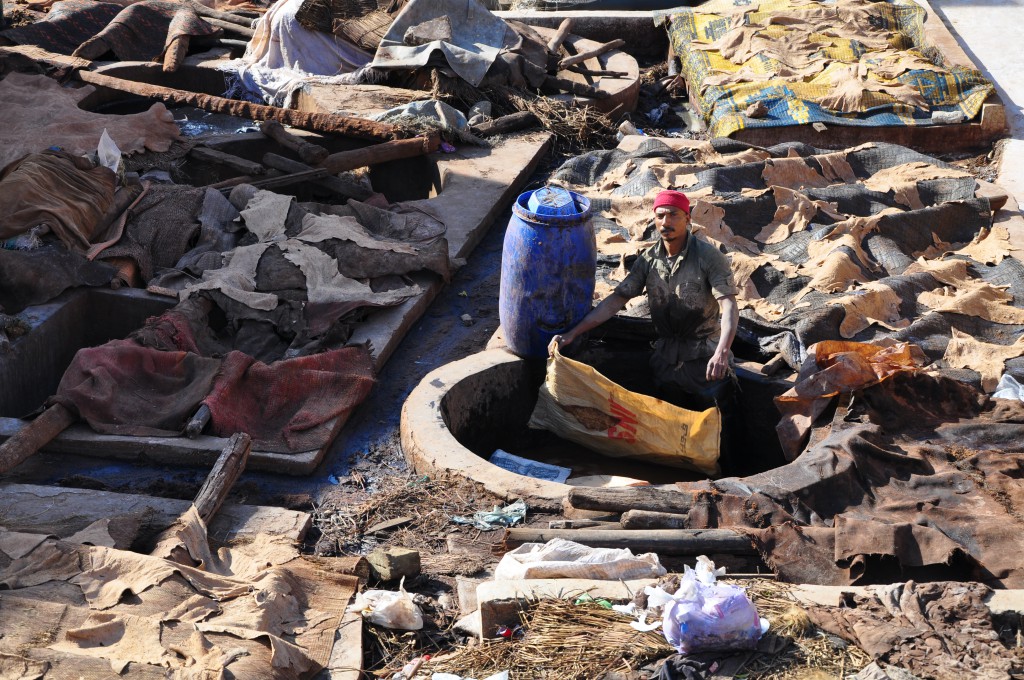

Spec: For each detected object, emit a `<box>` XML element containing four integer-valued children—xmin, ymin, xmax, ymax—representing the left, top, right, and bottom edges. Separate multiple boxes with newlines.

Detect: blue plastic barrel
<box><xmin>499</xmin><ymin>186</ymin><xmax>595</xmax><ymax>358</ymax></box>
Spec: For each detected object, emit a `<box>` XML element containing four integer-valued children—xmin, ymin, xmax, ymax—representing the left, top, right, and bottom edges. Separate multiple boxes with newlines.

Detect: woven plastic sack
<box><xmin>528</xmin><ymin>348</ymin><xmax>721</xmax><ymax>475</ymax></box>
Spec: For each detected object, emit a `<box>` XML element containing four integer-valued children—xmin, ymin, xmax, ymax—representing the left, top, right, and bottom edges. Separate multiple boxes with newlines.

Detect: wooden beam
<box><xmin>0</xmin><ymin>403</ymin><xmax>75</xmax><ymax>475</ymax></box>
<box><xmin>260</xmin><ymin>119</ymin><xmax>330</xmax><ymax>165</ymax></box>
<box><xmin>193</xmin><ymin>431</ymin><xmax>251</xmax><ymax>524</ymax></box>
<box><xmin>558</xmin><ymin>38</ymin><xmax>625</xmax><ymax>71</ymax></box>
<box><xmin>471</xmin><ymin>111</ymin><xmax>539</xmax><ymax>138</ymax></box>
<box><xmin>620</xmin><ymin>509</ymin><xmax>690</xmax><ymax>530</ymax></box>
<box><xmin>189</xmin><ymin>145</ymin><xmax>265</xmax><ymax>176</ymax></box>
<box><xmin>546</xmin><ymin>17</ymin><xmax>574</xmax><ymax>55</ymax></box>
<box><xmin>568</xmin><ymin>486</ymin><xmax>695</xmax><ymax>514</ymax></box>
<box><xmin>261</xmin><ymin>152</ymin><xmax>374</xmax><ymax>201</ymax></box>
<box><xmin>320</xmin><ymin>134</ymin><xmax>441</xmax><ymax>174</ymax></box>
<box><xmin>73</xmin><ymin>70</ymin><xmax>402</xmax><ymax>141</ymax></box>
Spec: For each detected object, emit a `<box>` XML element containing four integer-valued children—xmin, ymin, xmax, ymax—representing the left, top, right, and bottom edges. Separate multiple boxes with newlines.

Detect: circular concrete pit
<box><xmin>401</xmin><ymin>345</ymin><xmax>792</xmax><ymax>511</ymax></box>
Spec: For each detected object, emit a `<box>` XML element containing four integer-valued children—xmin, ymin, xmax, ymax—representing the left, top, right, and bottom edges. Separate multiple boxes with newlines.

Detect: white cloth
<box><xmin>218</xmin><ymin>0</ymin><xmax>372</xmax><ymax>106</ymax></box>
<box><xmin>494</xmin><ymin>538</ymin><xmax>666</xmax><ymax>581</ymax></box>
<box><xmin>993</xmin><ymin>373</ymin><xmax>1024</xmax><ymax>400</ymax></box>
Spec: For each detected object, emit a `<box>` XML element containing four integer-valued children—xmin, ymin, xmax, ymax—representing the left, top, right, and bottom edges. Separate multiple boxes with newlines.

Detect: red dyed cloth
<box><xmin>53</xmin><ymin>339</ymin><xmax>221</xmax><ymax>436</ymax></box>
<box><xmin>54</xmin><ymin>336</ymin><xmax>376</xmax><ymax>452</ymax></box>
<box><xmin>203</xmin><ymin>347</ymin><xmax>375</xmax><ymax>452</ymax></box>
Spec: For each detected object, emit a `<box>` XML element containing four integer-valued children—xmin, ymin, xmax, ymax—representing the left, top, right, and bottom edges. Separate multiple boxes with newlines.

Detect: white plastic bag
<box><xmin>97</xmin><ymin>129</ymin><xmax>122</xmax><ymax>174</ymax></box>
<box><xmin>347</xmin><ymin>579</ymin><xmax>423</xmax><ymax>630</ymax></box>
<box><xmin>993</xmin><ymin>373</ymin><xmax>1024</xmax><ymax>401</ymax></box>
<box><xmin>655</xmin><ymin>557</ymin><xmax>768</xmax><ymax>654</ymax></box>
<box><xmin>495</xmin><ymin>538</ymin><xmax>666</xmax><ymax>581</ymax></box>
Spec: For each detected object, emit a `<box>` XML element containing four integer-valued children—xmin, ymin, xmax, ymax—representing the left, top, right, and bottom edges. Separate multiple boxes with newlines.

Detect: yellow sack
<box><xmin>528</xmin><ymin>348</ymin><xmax>721</xmax><ymax>476</ymax></box>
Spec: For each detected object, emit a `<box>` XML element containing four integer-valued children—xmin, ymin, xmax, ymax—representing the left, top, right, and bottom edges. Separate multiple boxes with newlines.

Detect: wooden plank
<box><xmin>0</xmin><ymin>418</ymin><xmax>328</xmax><ymax>475</ymax></box>
<box><xmin>568</xmin><ymin>485</ymin><xmax>695</xmax><ymax>514</ymax></box>
<box><xmin>327</xmin><ymin>610</ymin><xmax>364</xmax><ymax>680</ymax></box>
<box><xmin>193</xmin><ymin>432</ymin><xmax>251</xmax><ymax>523</ymax></box>
<box><xmin>0</xmin><ymin>482</ymin><xmax>311</xmax><ymax>542</ymax></box>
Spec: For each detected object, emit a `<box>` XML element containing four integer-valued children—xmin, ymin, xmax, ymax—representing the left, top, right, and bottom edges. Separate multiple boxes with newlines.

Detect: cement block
<box><xmin>367</xmin><ymin>547</ymin><xmax>421</xmax><ymax>582</ymax></box>
<box><xmin>476</xmin><ymin>578</ymin><xmax>657</xmax><ymax>639</ymax></box>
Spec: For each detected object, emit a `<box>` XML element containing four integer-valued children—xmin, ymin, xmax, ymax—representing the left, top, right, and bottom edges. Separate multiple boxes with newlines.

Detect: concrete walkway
<box><xmin>930</xmin><ymin>0</ymin><xmax>1024</xmax><ymax>202</ymax></box>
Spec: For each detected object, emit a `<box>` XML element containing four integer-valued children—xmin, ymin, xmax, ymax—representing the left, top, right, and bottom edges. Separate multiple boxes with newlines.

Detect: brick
<box><xmin>367</xmin><ymin>546</ymin><xmax>421</xmax><ymax>582</ymax></box>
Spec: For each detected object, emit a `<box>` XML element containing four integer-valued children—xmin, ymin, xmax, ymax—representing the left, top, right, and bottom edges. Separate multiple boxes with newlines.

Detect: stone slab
<box><xmin>0</xmin><ymin>482</ymin><xmax>311</xmax><ymax>542</ymax></box>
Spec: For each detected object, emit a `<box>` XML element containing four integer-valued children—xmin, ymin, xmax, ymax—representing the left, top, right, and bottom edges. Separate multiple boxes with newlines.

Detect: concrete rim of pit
<box><xmin>400</xmin><ymin>349</ymin><xmax>569</xmax><ymax>512</ymax></box>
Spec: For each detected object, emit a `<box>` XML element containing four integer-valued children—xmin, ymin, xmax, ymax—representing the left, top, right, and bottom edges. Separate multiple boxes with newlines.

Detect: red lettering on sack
<box><xmin>607</xmin><ymin>398</ymin><xmax>639</xmax><ymax>443</ymax></box>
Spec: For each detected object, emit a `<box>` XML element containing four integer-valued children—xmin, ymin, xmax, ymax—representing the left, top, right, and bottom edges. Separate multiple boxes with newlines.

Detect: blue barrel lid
<box><xmin>528</xmin><ymin>186</ymin><xmax>577</xmax><ymax>217</ymax></box>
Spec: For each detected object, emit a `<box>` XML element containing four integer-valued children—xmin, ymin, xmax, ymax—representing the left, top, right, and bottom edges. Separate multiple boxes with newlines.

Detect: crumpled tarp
<box><xmin>0</xmin><ymin>507</ymin><xmax>355</xmax><ymax>677</ymax></box>
<box><xmin>52</xmin><ymin>336</ymin><xmax>375</xmax><ymax>452</ymax></box>
<box><xmin>807</xmin><ymin>581</ymin><xmax>1012</xmax><ymax>680</ymax></box>
<box><xmin>0</xmin><ymin>72</ymin><xmax>181</xmax><ymax>170</ymax></box>
<box><xmin>368</xmin><ymin>0</ymin><xmax>519</xmax><ymax>87</ymax></box>
<box><xmin>655</xmin><ymin>0</ymin><xmax>995</xmax><ymax>138</ymax></box>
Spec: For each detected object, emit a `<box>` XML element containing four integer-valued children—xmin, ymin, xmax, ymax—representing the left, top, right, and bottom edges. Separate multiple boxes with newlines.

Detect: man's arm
<box><xmin>706</xmin><ymin>294</ymin><xmax>738</xmax><ymax>381</ymax></box>
<box><xmin>548</xmin><ymin>293</ymin><xmax>629</xmax><ymax>355</ymax></box>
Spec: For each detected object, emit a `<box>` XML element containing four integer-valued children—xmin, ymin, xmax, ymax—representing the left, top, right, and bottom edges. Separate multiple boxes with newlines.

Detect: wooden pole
<box><xmin>73</xmin><ymin>70</ymin><xmax>401</xmax><ymax>141</ymax></box>
<box><xmin>189</xmin><ymin>146</ymin><xmax>265</xmax><ymax>176</ymax></box>
<box><xmin>503</xmin><ymin>527</ymin><xmax>756</xmax><ymax>555</ymax></box>
<box><xmin>558</xmin><ymin>38</ymin><xmax>626</xmax><ymax>71</ymax></box>
<box><xmin>471</xmin><ymin>111</ymin><xmax>539</xmax><ymax>138</ymax></box>
<box><xmin>620</xmin><ymin>509</ymin><xmax>690</xmax><ymax>530</ymax></box>
<box><xmin>319</xmin><ymin>133</ymin><xmax>440</xmax><ymax>174</ymax></box>
<box><xmin>262</xmin><ymin>152</ymin><xmax>374</xmax><ymax>201</ymax></box>
<box><xmin>163</xmin><ymin>35</ymin><xmax>189</xmax><ymax>73</ymax></box>
<box><xmin>192</xmin><ymin>432</ymin><xmax>251</xmax><ymax>524</ymax></box>
<box><xmin>568</xmin><ymin>486</ymin><xmax>695</xmax><ymax>514</ymax></box>
<box><xmin>0</xmin><ymin>403</ymin><xmax>76</xmax><ymax>474</ymax></box>
<box><xmin>546</xmin><ymin>18</ymin><xmax>574</xmax><ymax>55</ymax></box>
<box><xmin>260</xmin><ymin>119</ymin><xmax>330</xmax><ymax>165</ymax></box>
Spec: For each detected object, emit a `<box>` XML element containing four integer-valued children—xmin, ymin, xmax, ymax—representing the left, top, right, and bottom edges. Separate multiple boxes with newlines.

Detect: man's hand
<box><xmin>548</xmin><ymin>333</ymin><xmax>572</xmax><ymax>357</ymax></box>
<box><xmin>706</xmin><ymin>347</ymin><xmax>730</xmax><ymax>382</ymax></box>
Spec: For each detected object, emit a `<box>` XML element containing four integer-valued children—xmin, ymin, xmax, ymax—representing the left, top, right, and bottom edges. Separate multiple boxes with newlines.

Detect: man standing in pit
<box><xmin>548</xmin><ymin>189</ymin><xmax>740</xmax><ymax>471</ymax></box>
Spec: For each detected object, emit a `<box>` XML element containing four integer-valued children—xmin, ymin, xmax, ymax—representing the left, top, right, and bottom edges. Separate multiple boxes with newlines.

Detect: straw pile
<box><xmin>428</xmin><ymin>599</ymin><xmax>674</xmax><ymax>679</ymax></box>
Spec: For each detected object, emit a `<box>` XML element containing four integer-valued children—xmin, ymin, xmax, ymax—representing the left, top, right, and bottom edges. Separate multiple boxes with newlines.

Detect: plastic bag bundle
<box><xmin>346</xmin><ymin>578</ymin><xmax>424</xmax><ymax>630</ymax></box>
<box><xmin>649</xmin><ymin>557</ymin><xmax>767</xmax><ymax>654</ymax></box>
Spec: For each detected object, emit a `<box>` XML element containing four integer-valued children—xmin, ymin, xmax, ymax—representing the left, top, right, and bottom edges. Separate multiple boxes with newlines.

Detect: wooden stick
<box><xmin>546</xmin><ymin>17</ymin><xmax>574</xmax><ymax>55</ymax></box>
<box><xmin>234</xmin><ymin>167</ymin><xmax>331</xmax><ymax>190</ymax></box>
<box><xmin>260</xmin><ymin>119</ymin><xmax>330</xmax><ymax>165</ymax></box>
<box><xmin>199</xmin><ymin>15</ymin><xmax>255</xmax><ymax>38</ymax></box>
<box><xmin>262</xmin><ymin>152</ymin><xmax>374</xmax><ymax>200</ymax></box>
<box><xmin>620</xmin><ymin>509</ymin><xmax>690</xmax><ymax>530</ymax></box>
<box><xmin>185</xmin><ymin>404</ymin><xmax>212</xmax><ymax>438</ymax></box>
<box><xmin>193</xmin><ymin>432</ymin><xmax>251</xmax><ymax>524</ymax></box>
<box><xmin>470</xmin><ymin>111</ymin><xmax>539</xmax><ymax>138</ymax></box>
<box><xmin>0</xmin><ymin>403</ymin><xmax>75</xmax><ymax>474</ymax></box>
<box><xmin>548</xmin><ymin>519</ymin><xmax>619</xmax><ymax>530</ymax></box>
<box><xmin>567</xmin><ymin>66</ymin><xmax>629</xmax><ymax>79</ymax></box>
<box><xmin>189</xmin><ymin>146</ymin><xmax>265</xmax><ymax>176</ymax></box>
<box><xmin>568</xmin><ymin>486</ymin><xmax>695</xmax><ymax>514</ymax></box>
<box><xmin>163</xmin><ymin>34</ymin><xmax>189</xmax><ymax>73</ymax></box>
<box><xmin>503</xmin><ymin>527</ymin><xmax>756</xmax><ymax>555</ymax></box>
<box><xmin>189</xmin><ymin>1</ymin><xmax>255</xmax><ymax>28</ymax></box>
<box><xmin>73</xmin><ymin>70</ymin><xmax>401</xmax><ymax>141</ymax></box>
<box><xmin>558</xmin><ymin>38</ymin><xmax>625</xmax><ymax>71</ymax></box>
<box><xmin>543</xmin><ymin>75</ymin><xmax>609</xmax><ymax>99</ymax></box>
<box><xmin>319</xmin><ymin>133</ymin><xmax>440</xmax><ymax>174</ymax></box>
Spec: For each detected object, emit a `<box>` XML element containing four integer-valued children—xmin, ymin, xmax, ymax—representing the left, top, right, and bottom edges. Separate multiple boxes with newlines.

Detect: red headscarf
<box><xmin>652</xmin><ymin>190</ymin><xmax>690</xmax><ymax>215</ymax></box>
